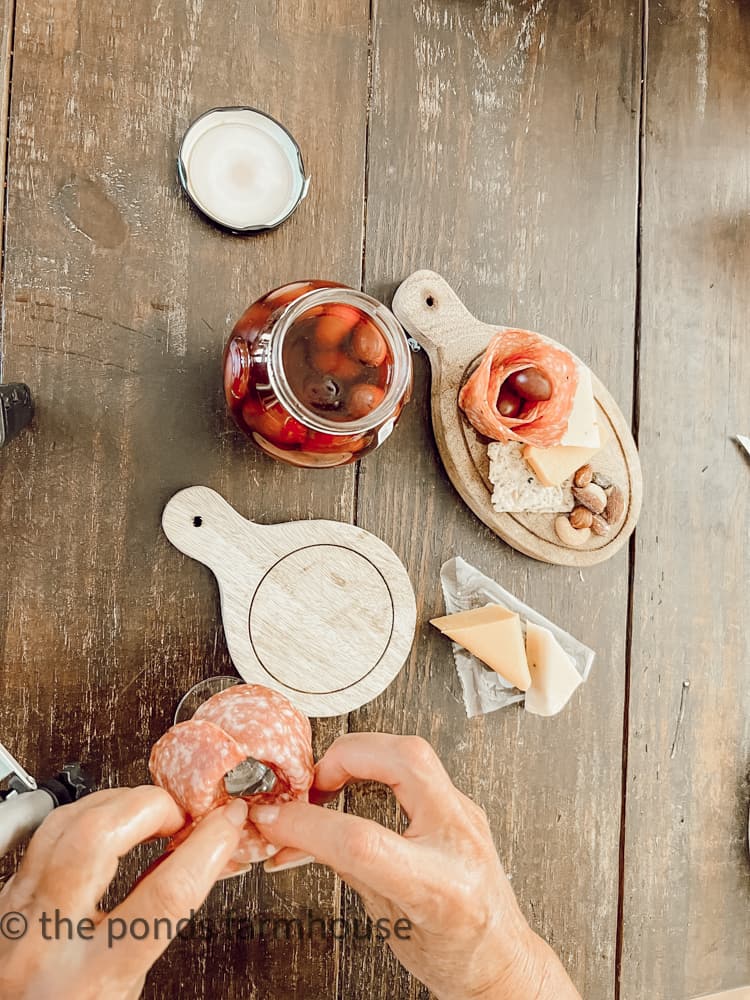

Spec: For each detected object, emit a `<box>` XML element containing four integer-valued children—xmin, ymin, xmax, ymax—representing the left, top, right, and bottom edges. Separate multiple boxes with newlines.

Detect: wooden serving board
<box><xmin>392</xmin><ymin>271</ymin><xmax>642</xmax><ymax>567</ymax></box>
<box><xmin>162</xmin><ymin>487</ymin><xmax>417</xmax><ymax>717</ymax></box>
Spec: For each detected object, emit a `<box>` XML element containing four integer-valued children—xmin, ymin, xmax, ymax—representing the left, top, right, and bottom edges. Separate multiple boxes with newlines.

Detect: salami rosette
<box><xmin>458</xmin><ymin>329</ymin><xmax>578</xmax><ymax>448</ymax></box>
<box><xmin>149</xmin><ymin>684</ymin><xmax>314</xmax><ymax>873</ymax></box>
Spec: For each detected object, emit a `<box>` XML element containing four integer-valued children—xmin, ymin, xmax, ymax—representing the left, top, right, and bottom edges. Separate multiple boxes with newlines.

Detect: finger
<box><xmin>312</xmin><ymin>733</ymin><xmax>455</xmax><ymax>829</ymax></box>
<box><xmin>249</xmin><ymin>800</ymin><xmax>424</xmax><ymax>907</ymax></box>
<box><xmin>97</xmin><ymin>799</ymin><xmax>247</xmax><ymax>980</ymax></box>
<box><xmin>264</xmin><ymin>848</ymin><xmax>315</xmax><ymax>873</ymax></box>
<box><xmin>29</xmin><ymin>787</ymin><xmax>185</xmax><ymax>914</ymax></box>
<box><xmin>11</xmin><ymin>789</ymin><xmax>148</xmax><ymax>904</ymax></box>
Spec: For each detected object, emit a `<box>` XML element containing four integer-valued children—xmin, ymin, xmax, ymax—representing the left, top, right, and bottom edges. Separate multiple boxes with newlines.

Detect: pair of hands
<box><xmin>0</xmin><ymin>734</ymin><xmax>580</xmax><ymax>1000</ymax></box>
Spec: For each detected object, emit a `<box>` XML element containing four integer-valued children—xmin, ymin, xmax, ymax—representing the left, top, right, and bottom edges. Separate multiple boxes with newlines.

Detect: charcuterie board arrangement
<box><xmin>392</xmin><ymin>270</ymin><xmax>642</xmax><ymax>566</ymax></box>
<box><xmin>162</xmin><ymin>486</ymin><xmax>417</xmax><ymax>718</ymax></box>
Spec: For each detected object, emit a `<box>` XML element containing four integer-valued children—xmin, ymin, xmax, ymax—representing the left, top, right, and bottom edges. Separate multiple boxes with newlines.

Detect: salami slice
<box><xmin>458</xmin><ymin>330</ymin><xmax>578</xmax><ymax>448</ymax></box>
<box><xmin>149</xmin><ymin>684</ymin><xmax>314</xmax><ymax>873</ymax></box>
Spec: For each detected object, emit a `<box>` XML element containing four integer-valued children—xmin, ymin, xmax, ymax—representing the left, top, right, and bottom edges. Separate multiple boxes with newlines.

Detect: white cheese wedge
<box><xmin>560</xmin><ymin>364</ymin><xmax>601</xmax><ymax>449</ymax></box>
<box><xmin>431</xmin><ymin>604</ymin><xmax>532</xmax><ymax>691</ymax></box>
<box><xmin>524</xmin><ymin>621</ymin><xmax>583</xmax><ymax>716</ymax></box>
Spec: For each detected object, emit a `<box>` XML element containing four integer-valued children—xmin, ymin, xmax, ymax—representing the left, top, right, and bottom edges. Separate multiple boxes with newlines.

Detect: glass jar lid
<box><xmin>178</xmin><ymin>107</ymin><xmax>310</xmax><ymax>233</ymax></box>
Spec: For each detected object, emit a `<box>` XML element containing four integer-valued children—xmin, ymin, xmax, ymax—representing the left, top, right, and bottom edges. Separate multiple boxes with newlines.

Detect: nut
<box><xmin>574</xmin><ymin>464</ymin><xmax>593</xmax><ymax>488</ymax></box>
<box><xmin>604</xmin><ymin>486</ymin><xmax>625</xmax><ymax>524</ymax></box>
<box><xmin>555</xmin><ymin>515</ymin><xmax>592</xmax><ymax>547</ymax></box>
<box><xmin>570</xmin><ymin>505</ymin><xmax>593</xmax><ymax>530</ymax></box>
<box><xmin>572</xmin><ymin>483</ymin><xmax>607</xmax><ymax>514</ymax></box>
<box><xmin>592</xmin><ymin>471</ymin><xmax>613</xmax><ymax>490</ymax></box>
<box><xmin>590</xmin><ymin>514</ymin><xmax>611</xmax><ymax>537</ymax></box>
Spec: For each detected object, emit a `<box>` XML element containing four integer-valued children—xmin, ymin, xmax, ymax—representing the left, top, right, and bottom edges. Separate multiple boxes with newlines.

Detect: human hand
<box><xmin>0</xmin><ymin>786</ymin><xmax>248</xmax><ymax>1000</ymax></box>
<box><xmin>249</xmin><ymin>733</ymin><xmax>581</xmax><ymax>1000</ymax></box>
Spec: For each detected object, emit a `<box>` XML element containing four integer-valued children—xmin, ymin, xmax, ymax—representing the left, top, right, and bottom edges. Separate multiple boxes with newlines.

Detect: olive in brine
<box><xmin>351</xmin><ymin>325</ymin><xmax>387</xmax><ymax>367</ymax></box>
<box><xmin>506</xmin><ymin>366</ymin><xmax>552</xmax><ymax>402</ymax></box>
<box><xmin>348</xmin><ymin>383</ymin><xmax>385</xmax><ymax>419</ymax></box>
<box><xmin>302</xmin><ymin>375</ymin><xmax>342</xmax><ymax>411</ymax></box>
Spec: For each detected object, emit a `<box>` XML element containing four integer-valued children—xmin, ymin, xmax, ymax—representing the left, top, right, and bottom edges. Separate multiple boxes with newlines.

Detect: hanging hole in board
<box><xmin>193</xmin><ymin>516</ymin><xmax>203</xmax><ymax>527</ymax></box>
<box><xmin>425</xmin><ymin>295</ymin><xmax>435</xmax><ymax>308</ymax></box>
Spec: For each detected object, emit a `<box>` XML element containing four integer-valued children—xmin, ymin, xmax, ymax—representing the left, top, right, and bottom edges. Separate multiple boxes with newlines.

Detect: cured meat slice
<box><xmin>459</xmin><ymin>330</ymin><xmax>579</xmax><ymax>448</ymax></box>
<box><xmin>148</xmin><ymin>684</ymin><xmax>314</xmax><ymax>873</ymax></box>
<box><xmin>149</xmin><ymin>719</ymin><xmax>246</xmax><ymax>818</ymax></box>
<box><xmin>193</xmin><ymin>684</ymin><xmax>313</xmax><ymax>803</ymax></box>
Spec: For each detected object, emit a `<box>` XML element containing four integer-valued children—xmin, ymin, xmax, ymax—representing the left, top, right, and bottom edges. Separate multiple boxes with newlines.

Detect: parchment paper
<box><xmin>439</xmin><ymin>556</ymin><xmax>596</xmax><ymax>718</ymax></box>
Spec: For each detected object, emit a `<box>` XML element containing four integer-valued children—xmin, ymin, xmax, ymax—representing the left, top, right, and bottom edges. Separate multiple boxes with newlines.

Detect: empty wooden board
<box><xmin>392</xmin><ymin>270</ymin><xmax>642</xmax><ymax>567</ymax></box>
<box><xmin>162</xmin><ymin>487</ymin><xmax>417</xmax><ymax>717</ymax></box>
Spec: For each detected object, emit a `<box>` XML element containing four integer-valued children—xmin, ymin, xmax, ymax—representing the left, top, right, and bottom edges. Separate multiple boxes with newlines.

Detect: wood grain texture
<box><xmin>0</xmin><ymin>0</ymin><xmax>14</xmax><ymax>290</ymax></box>
<box><xmin>162</xmin><ymin>486</ymin><xmax>416</xmax><ymax>717</ymax></box>
<box><xmin>620</xmin><ymin>1</ymin><xmax>750</xmax><ymax>997</ymax></box>
<box><xmin>347</xmin><ymin>1</ymin><xmax>642</xmax><ymax>996</ymax></box>
<box><xmin>392</xmin><ymin>269</ymin><xmax>642</xmax><ymax>566</ymax></box>
<box><xmin>0</xmin><ymin>1</ymin><xmax>370</xmax><ymax>998</ymax></box>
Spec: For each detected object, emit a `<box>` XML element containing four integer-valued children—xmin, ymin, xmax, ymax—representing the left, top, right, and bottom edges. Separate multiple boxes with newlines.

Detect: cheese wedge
<box><xmin>524</xmin><ymin>621</ymin><xmax>582</xmax><ymax>716</ymax></box>
<box><xmin>431</xmin><ymin>604</ymin><xmax>532</xmax><ymax>691</ymax></box>
<box><xmin>560</xmin><ymin>364</ymin><xmax>601</xmax><ymax>449</ymax></box>
<box><xmin>522</xmin><ymin>442</ymin><xmax>601</xmax><ymax>487</ymax></box>
<box><xmin>431</xmin><ymin>604</ymin><xmax>509</xmax><ymax>631</ymax></box>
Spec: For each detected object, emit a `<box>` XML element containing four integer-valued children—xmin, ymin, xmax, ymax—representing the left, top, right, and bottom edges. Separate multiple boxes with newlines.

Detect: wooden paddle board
<box><xmin>163</xmin><ymin>487</ymin><xmax>417</xmax><ymax>716</ymax></box>
<box><xmin>392</xmin><ymin>270</ymin><xmax>642</xmax><ymax>566</ymax></box>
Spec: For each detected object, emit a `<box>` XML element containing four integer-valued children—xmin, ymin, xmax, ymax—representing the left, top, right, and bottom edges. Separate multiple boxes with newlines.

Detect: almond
<box><xmin>590</xmin><ymin>514</ymin><xmax>610</xmax><ymax>537</ymax></box>
<box><xmin>570</xmin><ymin>505</ymin><xmax>593</xmax><ymax>530</ymax></box>
<box><xmin>554</xmin><ymin>515</ymin><xmax>592</xmax><ymax>547</ymax></box>
<box><xmin>592</xmin><ymin>471</ymin><xmax>613</xmax><ymax>490</ymax></box>
<box><xmin>604</xmin><ymin>486</ymin><xmax>625</xmax><ymax>524</ymax></box>
<box><xmin>572</xmin><ymin>483</ymin><xmax>607</xmax><ymax>514</ymax></box>
<box><xmin>574</xmin><ymin>464</ymin><xmax>593</xmax><ymax>488</ymax></box>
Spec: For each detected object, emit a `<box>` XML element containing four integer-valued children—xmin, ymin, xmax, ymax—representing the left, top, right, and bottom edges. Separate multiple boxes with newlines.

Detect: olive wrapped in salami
<box><xmin>149</xmin><ymin>684</ymin><xmax>314</xmax><ymax>875</ymax></box>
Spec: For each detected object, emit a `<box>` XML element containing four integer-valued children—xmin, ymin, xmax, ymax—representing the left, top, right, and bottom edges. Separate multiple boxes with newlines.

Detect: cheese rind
<box><xmin>522</xmin><ymin>443</ymin><xmax>601</xmax><ymax>487</ymax></box>
<box><xmin>431</xmin><ymin>604</ymin><xmax>509</xmax><ymax>632</ymax></box>
<box><xmin>431</xmin><ymin>605</ymin><xmax>532</xmax><ymax>691</ymax></box>
<box><xmin>524</xmin><ymin>621</ymin><xmax>582</xmax><ymax>716</ymax></box>
<box><xmin>560</xmin><ymin>364</ymin><xmax>601</xmax><ymax>449</ymax></box>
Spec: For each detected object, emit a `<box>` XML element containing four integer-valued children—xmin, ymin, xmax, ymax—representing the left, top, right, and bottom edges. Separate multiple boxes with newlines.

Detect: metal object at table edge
<box><xmin>0</xmin><ymin>383</ymin><xmax>34</xmax><ymax>449</ymax></box>
<box><xmin>0</xmin><ymin>744</ymin><xmax>93</xmax><ymax>858</ymax></box>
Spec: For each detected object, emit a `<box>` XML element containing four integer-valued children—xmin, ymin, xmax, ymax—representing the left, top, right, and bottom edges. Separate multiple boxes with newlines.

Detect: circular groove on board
<box><xmin>248</xmin><ymin>544</ymin><xmax>395</xmax><ymax>694</ymax></box>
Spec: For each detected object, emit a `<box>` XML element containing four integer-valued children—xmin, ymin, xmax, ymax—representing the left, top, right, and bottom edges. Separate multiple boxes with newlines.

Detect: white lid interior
<box><xmin>179</xmin><ymin>108</ymin><xmax>308</xmax><ymax>231</ymax></box>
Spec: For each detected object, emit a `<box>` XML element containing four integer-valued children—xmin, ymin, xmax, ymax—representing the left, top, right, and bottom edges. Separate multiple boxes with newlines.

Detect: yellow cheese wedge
<box><xmin>561</xmin><ymin>364</ymin><xmax>601</xmax><ymax>449</ymax></box>
<box><xmin>431</xmin><ymin>605</ymin><xmax>532</xmax><ymax>691</ymax></box>
<box><xmin>522</xmin><ymin>443</ymin><xmax>601</xmax><ymax>487</ymax></box>
<box><xmin>524</xmin><ymin>621</ymin><xmax>583</xmax><ymax>716</ymax></box>
<box><xmin>430</xmin><ymin>604</ymin><xmax>509</xmax><ymax>632</ymax></box>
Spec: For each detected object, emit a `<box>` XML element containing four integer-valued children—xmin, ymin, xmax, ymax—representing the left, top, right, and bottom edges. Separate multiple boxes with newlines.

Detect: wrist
<box><xmin>525</xmin><ymin>934</ymin><xmax>581</xmax><ymax>1000</ymax></box>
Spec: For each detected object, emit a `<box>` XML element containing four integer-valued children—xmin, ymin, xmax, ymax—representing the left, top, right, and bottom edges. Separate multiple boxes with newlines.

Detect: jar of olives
<box><xmin>223</xmin><ymin>281</ymin><xmax>413</xmax><ymax>467</ymax></box>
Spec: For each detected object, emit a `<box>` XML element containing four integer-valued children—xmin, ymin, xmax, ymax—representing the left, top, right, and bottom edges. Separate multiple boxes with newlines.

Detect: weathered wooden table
<box><xmin>0</xmin><ymin>2</ymin><xmax>748</xmax><ymax>998</ymax></box>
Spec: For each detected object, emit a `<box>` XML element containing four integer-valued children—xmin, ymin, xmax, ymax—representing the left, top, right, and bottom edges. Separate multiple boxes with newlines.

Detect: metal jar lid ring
<box><xmin>178</xmin><ymin>106</ymin><xmax>310</xmax><ymax>234</ymax></box>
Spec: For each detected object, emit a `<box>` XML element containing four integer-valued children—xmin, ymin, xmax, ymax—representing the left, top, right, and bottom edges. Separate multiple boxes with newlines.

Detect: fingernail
<box><xmin>224</xmin><ymin>799</ymin><xmax>249</xmax><ymax>828</ymax></box>
<box><xmin>266</xmin><ymin>855</ymin><xmax>315</xmax><ymax>873</ymax></box>
<box><xmin>249</xmin><ymin>804</ymin><xmax>279</xmax><ymax>825</ymax></box>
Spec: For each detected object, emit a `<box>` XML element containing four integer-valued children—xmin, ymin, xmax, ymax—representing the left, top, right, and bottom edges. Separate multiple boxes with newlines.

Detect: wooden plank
<box><xmin>346</xmin><ymin>1</ymin><xmax>642</xmax><ymax>997</ymax></box>
<box><xmin>620</xmin><ymin>1</ymin><xmax>750</xmax><ymax>997</ymax></box>
<box><xmin>0</xmin><ymin>1</ymin><xmax>369</xmax><ymax>997</ymax></box>
<box><xmin>0</xmin><ymin>0</ymin><xmax>14</xmax><ymax>272</ymax></box>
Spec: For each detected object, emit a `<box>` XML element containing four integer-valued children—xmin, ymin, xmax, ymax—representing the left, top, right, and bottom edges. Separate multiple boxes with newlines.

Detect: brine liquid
<box><xmin>281</xmin><ymin>303</ymin><xmax>392</xmax><ymax>423</ymax></box>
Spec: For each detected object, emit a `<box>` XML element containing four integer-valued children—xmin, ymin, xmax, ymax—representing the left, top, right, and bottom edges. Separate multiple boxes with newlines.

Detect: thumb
<box><xmin>249</xmin><ymin>801</ymin><xmax>419</xmax><ymax>905</ymax></box>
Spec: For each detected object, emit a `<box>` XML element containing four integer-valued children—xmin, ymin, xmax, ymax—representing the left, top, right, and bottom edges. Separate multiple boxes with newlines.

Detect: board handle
<box><xmin>392</xmin><ymin>271</ymin><xmax>478</xmax><ymax>360</ymax></box>
<box><xmin>162</xmin><ymin>486</ymin><xmax>254</xmax><ymax>570</ymax></box>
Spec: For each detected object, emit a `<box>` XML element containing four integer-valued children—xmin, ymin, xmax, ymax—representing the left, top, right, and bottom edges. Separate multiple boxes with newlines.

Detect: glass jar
<box><xmin>223</xmin><ymin>281</ymin><xmax>413</xmax><ymax>467</ymax></box>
